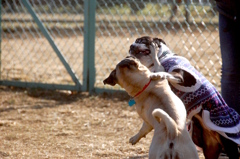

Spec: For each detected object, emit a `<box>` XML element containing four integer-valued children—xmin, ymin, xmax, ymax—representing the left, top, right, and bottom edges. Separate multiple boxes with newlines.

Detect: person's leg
<box><xmin>219</xmin><ymin>13</ymin><xmax>240</xmax><ymax>114</ymax></box>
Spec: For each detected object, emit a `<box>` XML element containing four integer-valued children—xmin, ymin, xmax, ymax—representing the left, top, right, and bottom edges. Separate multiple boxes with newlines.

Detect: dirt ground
<box><xmin>3</xmin><ymin>86</ymin><xmax>229</xmax><ymax>159</ymax></box>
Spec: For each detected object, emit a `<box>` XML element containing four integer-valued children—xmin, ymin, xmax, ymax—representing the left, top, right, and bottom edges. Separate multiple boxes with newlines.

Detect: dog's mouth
<box><xmin>129</xmin><ymin>47</ymin><xmax>151</xmax><ymax>56</ymax></box>
<box><xmin>129</xmin><ymin>42</ymin><xmax>152</xmax><ymax>56</ymax></box>
<box><xmin>139</xmin><ymin>49</ymin><xmax>150</xmax><ymax>55</ymax></box>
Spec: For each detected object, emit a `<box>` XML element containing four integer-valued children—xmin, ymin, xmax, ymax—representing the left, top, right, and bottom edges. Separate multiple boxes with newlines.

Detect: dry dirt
<box><xmin>2</xmin><ymin>86</ymin><xmax>229</xmax><ymax>159</ymax></box>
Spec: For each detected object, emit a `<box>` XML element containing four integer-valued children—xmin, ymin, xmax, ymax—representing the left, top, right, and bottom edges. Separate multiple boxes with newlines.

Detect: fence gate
<box><xmin>0</xmin><ymin>0</ymin><xmax>97</xmax><ymax>92</ymax></box>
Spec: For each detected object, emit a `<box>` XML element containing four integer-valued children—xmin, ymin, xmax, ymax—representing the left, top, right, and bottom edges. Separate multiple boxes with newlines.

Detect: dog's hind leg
<box><xmin>129</xmin><ymin>121</ymin><xmax>153</xmax><ymax>145</ymax></box>
<box><xmin>193</xmin><ymin>114</ymin><xmax>222</xmax><ymax>159</ymax></box>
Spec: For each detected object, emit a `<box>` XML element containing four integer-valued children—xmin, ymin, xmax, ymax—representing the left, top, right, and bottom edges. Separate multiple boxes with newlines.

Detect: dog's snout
<box><xmin>130</xmin><ymin>44</ymin><xmax>135</xmax><ymax>50</ymax></box>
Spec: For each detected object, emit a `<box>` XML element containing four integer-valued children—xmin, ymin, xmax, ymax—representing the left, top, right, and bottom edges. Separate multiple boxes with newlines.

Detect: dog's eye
<box><xmin>136</xmin><ymin>38</ymin><xmax>146</xmax><ymax>44</ymax></box>
<box><xmin>136</xmin><ymin>39</ymin><xmax>150</xmax><ymax>45</ymax></box>
<box><xmin>136</xmin><ymin>39</ymin><xmax>141</xmax><ymax>43</ymax></box>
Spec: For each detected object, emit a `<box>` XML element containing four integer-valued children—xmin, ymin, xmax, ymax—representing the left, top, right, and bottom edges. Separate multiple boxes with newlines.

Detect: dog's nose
<box><xmin>130</xmin><ymin>44</ymin><xmax>135</xmax><ymax>50</ymax></box>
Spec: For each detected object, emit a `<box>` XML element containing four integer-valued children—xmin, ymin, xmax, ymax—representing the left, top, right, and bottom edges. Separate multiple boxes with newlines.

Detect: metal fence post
<box><xmin>0</xmin><ymin>0</ymin><xmax>2</xmax><ymax>80</ymax></box>
<box><xmin>83</xmin><ymin>0</ymin><xmax>96</xmax><ymax>92</ymax></box>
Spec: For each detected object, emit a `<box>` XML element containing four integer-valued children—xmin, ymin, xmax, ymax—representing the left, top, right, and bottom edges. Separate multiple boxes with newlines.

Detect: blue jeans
<box><xmin>219</xmin><ymin>13</ymin><xmax>240</xmax><ymax>115</ymax></box>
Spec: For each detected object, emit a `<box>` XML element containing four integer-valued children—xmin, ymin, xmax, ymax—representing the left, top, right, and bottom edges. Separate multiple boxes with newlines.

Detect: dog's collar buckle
<box><xmin>128</xmin><ymin>79</ymin><xmax>152</xmax><ymax>107</ymax></box>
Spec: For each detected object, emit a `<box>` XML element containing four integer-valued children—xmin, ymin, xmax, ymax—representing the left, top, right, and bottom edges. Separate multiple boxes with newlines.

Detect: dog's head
<box><xmin>129</xmin><ymin>36</ymin><xmax>170</xmax><ymax>71</ymax></box>
<box><xmin>103</xmin><ymin>56</ymin><xmax>151</xmax><ymax>95</ymax></box>
<box><xmin>129</xmin><ymin>36</ymin><xmax>166</xmax><ymax>56</ymax></box>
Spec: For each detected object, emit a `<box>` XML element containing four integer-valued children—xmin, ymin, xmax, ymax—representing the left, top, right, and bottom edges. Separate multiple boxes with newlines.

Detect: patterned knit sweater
<box><xmin>160</xmin><ymin>55</ymin><xmax>240</xmax><ymax>144</ymax></box>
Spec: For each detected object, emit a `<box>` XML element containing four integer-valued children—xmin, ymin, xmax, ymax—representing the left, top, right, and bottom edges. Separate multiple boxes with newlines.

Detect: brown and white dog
<box><xmin>129</xmin><ymin>36</ymin><xmax>230</xmax><ymax>159</ymax></box>
<box><xmin>103</xmin><ymin>56</ymin><xmax>199</xmax><ymax>159</ymax></box>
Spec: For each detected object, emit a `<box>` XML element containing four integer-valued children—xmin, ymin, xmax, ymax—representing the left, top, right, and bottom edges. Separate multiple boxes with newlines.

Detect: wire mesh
<box><xmin>1</xmin><ymin>0</ymin><xmax>221</xmax><ymax>91</ymax></box>
<box><xmin>1</xmin><ymin>0</ymin><xmax>84</xmax><ymax>85</ymax></box>
<box><xmin>95</xmin><ymin>0</ymin><xmax>221</xmax><ymax>91</ymax></box>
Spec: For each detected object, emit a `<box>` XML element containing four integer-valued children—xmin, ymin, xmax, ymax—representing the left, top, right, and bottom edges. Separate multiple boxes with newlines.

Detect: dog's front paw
<box><xmin>149</xmin><ymin>43</ymin><xmax>158</xmax><ymax>59</ymax></box>
<box><xmin>150</xmin><ymin>72</ymin><xmax>168</xmax><ymax>80</ymax></box>
<box><xmin>129</xmin><ymin>134</ymin><xmax>141</xmax><ymax>145</ymax></box>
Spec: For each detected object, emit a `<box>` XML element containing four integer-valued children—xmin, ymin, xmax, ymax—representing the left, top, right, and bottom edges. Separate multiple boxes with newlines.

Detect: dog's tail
<box><xmin>152</xmin><ymin>108</ymin><xmax>178</xmax><ymax>140</ymax></box>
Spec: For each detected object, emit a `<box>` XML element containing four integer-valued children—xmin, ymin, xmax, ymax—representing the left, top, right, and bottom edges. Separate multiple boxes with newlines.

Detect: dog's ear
<box><xmin>118</xmin><ymin>58</ymin><xmax>138</xmax><ymax>69</ymax></box>
<box><xmin>153</xmin><ymin>38</ymin><xmax>166</xmax><ymax>47</ymax></box>
<box><xmin>103</xmin><ymin>69</ymin><xmax>117</xmax><ymax>86</ymax></box>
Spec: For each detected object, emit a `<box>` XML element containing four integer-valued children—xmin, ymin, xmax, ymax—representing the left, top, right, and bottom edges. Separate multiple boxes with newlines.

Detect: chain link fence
<box><xmin>1</xmin><ymin>0</ymin><xmax>85</xmax><ymax>90</ymax></box>
<box><xmin>95</xmin><ymin>0</ymin><xmax>220</xmax><ymax>92</ymax></box>
<box><xmin>0</xmin><ymin>0</ymin><xmax>221</xmax><ymax>92</ymax></box>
